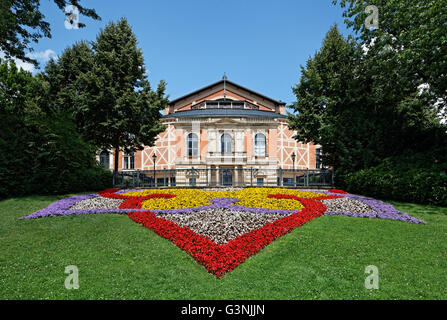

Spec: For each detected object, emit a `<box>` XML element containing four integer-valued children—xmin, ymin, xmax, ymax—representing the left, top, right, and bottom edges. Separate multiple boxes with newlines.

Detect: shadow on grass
<box><xmin>387</xmin><ymin>200</ymin><xmax>447</xmax><ymax>216</ymax></box>
<box><xmin>347</xmin><ymin>192</ymin><xmax>447</xmax><ymax>216</ymax></box>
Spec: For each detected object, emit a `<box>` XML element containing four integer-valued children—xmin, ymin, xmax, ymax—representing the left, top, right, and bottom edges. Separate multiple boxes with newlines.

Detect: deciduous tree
<box><xmin>49</xmin><ymin>18</ymin><xmax>168</xmax><ymax>173</ymax></box>
<box><xmin>333</xmin><ymin>0</ymin><xmax>446</xmax><ymax>121</ymax></box>
<box><xmin>0</xmin><ymin>0</ymin><xmax>99</xmax><ymax>67</ymax></box>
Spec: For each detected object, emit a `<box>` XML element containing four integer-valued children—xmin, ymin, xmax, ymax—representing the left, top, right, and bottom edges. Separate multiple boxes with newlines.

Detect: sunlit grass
<box><xmin>1</xmin><ymin>193</ymin><xmax>446</xmax><ymax>299</ymax></box>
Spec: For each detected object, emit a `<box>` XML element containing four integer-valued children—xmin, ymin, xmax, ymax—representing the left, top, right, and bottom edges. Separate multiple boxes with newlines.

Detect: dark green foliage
<box><xmin>0</xmin><ymin>17</ymin><xmax>165</xmax><ymax>198</ymax></box>
<box><xmin>0</xmin><ymin>113</ymin><xmax>112</xmax><ymax>197</ymax></box>
<box><xmin>334</xmin><ymin>0</ymin><xmax>447</xmax><ymax>119</ymax></box>
<box><xmin>45</xmin><ymin>18</ymin><xmax>168</xmax><ymax>172</ymax></box>
<box><xmin>288</xmin><ymin>24</ymin><xmax>446</xmax><ymax>172</ymax></box>
<box><xmin>23</xmin><ymin>111</ymin><xmax>112</xmax><ymax>195</ymax></box>
<box><xmin>289</xmin><ymin>2</ymin><xmax>447</xmax><ymax>204</ymax></box>
<box><xmin>288</xmin><ymin>25</ymin><xmax>366</xmax><ymax>170</ymax></box>
<box><xmin>43</xmin><ymin>41</ymin><xmax>94</xmax><ymax>115</ymax></box>
<box><xmin>0</xmin><ymin>0</ymin><xmax>100</xmax><ymax>67</ymax></box>
<box><xmin>336</xmin><ymin>150</ymin><xmax>447</xmax><ymax>206</ymax></box>
<box><xmin>0</xmin><ymin>60</ymin><xmax>111</xmax><ymax>199</ymax></box>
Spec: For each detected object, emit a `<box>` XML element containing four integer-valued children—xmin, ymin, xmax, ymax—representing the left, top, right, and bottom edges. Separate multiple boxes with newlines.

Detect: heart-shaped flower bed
<box><xmin>127</xmin><ymin>194</ymin><xmax>338</xmax><ymax>277</ymax></box>
<box><xmin>21</xmin><ymin>187</ymin><xmax>425</xmax><ymax>277</ymax></box>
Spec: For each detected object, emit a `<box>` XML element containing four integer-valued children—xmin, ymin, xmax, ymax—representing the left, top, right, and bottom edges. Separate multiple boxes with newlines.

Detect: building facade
<box><xmin>98</xmin><ymin>79</ymin><xmax>324</xmax><ymax>187</ymax></box>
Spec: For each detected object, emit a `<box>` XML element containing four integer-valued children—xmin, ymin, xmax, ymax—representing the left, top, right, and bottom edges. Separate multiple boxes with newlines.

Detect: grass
<box><xmin>1</xmin><ymin>193</ymin><xmax>446</xmax><ymax>299</ymax></box>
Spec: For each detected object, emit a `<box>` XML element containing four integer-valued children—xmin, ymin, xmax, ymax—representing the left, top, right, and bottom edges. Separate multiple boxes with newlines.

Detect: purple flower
<box><xmin>20</xmin><ymin>188</ymin><xmax>426</xmax><ymax>225</ymax></box>
<box><xmin>20</xmin><ymin>194</ymin><xmax>146</xmax><ymax>219</ymax></box>
<box><xmin>310</xmin><ymin>190</ymin><xmax>426</xmax><ymax>224</ymax></box>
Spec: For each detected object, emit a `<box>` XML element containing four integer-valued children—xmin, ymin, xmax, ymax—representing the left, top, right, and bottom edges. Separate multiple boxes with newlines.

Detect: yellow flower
<box><xmin>122</xmin><ymin>188</ymin><xmax>325</xmax><ymax>211</ymax></box>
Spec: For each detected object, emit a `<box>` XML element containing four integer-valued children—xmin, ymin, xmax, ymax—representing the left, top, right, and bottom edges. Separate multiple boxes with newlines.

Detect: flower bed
<box><xmin>121</xmin><ymin>188</ymin><xmax>325</xmax><ymax>211</ymax></box>
<box><xmin>128</xmin><ymin>195</ymin><xmax>330</xmax><ymax>277</ymax></box>
<box><xmin>20</xmin><ymin>187</ymin><xmax>425</xmax><ymax>277</ymax></box>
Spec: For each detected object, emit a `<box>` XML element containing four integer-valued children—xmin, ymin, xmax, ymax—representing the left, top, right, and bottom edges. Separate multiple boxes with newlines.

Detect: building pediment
<box><xmin>166</xmin><ymin>79</ymin><xmax>285</xmax><ymax>114</ymax></box>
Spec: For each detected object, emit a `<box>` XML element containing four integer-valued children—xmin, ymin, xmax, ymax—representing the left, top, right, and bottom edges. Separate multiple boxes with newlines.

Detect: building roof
<box><xmin>168</xmin><ymin>79</ymin><xmax>286</xmax><ymax>106</ymax></box>
<box><xmin>163</xmin><ymin>109</ymin><xmax>288</xmax><ymax>119</ymax></box>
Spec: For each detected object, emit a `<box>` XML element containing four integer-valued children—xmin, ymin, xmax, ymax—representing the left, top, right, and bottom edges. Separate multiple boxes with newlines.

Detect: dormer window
<box><xmin>206</xmin><ymin>102</ymin><xmax>218</xmax><ymax>109</ymax></box>
<box><xmin>190</xmin><ymin>100</ymin><xmax>259</xmax><ymax>110</ymax></box>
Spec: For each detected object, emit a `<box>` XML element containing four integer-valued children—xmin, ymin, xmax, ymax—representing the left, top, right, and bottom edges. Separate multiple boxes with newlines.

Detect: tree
<box><xmin>289</xmin><ymin>21</ymin><xmax>447</xmax><ymax>172</ymax></box>
<box><xmin>333</xmin><ymin>0</ymin><xmax>447</xmax><ymax>121</ymax></box>
<box><xmin>0</xmin><ymin>59</ymin><xmax>111</xmax><ymax>198</ymax></box>
<box><xmin>49</xmin><ymin>18</ymin><xmax>168</xmax><ymax>173</ymax></box>
<box><xmin>0</xmin><ymin>57</ymin><xmax>41</xmax><ymax>115</ymax></box>
<box><xmin>44</xmin><ymin>41</ymin><xmax>94</xmax><ymax>114</ymax></box>
<box><xmin>0</xmin><ymin>0</ymin><xmax>100</xmax><ymax>67</ymax></box>
<box><xmin>288</xmin><ymin>25</ymin><xmax>366</xmax><ymax>170</ymax></box>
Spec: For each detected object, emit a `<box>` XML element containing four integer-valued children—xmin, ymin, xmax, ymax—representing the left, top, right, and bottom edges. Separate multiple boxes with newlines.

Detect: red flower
<box><xmin>328</xmin><ymin>189</ymin><xmax>348</xmax><ymax>194</ymax></box>
<box><xmin>127</xmin><ymin>193</ymin><xmax>339</xmax><ymax>278</ymax></box>
<box><xmin>98</xmin><ymin>189</ymin><xmax>175</xmax><ymax>209</ymax></box>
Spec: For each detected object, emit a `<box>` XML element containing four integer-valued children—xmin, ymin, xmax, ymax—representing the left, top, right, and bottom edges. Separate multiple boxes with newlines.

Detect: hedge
<box><xmin>0</xmin><ymin>112</ymin><xmax>112</xmax><ymax>199</ymax></box>
<box><xmin>336</xmin><ymin>154</ymin><xmax>447</xmax><ymax>206</ymax></box>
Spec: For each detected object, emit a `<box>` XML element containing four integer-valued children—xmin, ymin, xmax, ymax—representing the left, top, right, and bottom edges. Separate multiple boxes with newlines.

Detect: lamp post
<box><xmin>152</xmin><ymin>153</ymin><xmax>157</xmax><ymax>187</ymax></box>
<box><xmin>291</xmin><ymin>152</ymin><xmax>296</xmax><ymax>187</ymax></box>
<box><xmin>291</xmin><ymin>152</ymin><xmax>296</xmax><ymax>171</ymax></box>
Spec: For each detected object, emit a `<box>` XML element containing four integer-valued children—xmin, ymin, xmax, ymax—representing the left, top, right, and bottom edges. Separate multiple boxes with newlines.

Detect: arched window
<box><xmin>254</xmin><ymin>133</ymin><xmax>266</xmax><ymax>157</ymax></box>
<box><xmin>221</xmin><ymin>133</ymin><xmax>232</xmax><ymax>153</ymax></box>
<box><xmin>99</xmin><ymin>151</ymin><xmax>110</xmax><ymax>169</ymax></box>
<box><xmin>187</xmin><ymin>133</ymin><xmax>199</xmax><ymax>157</ymax></box>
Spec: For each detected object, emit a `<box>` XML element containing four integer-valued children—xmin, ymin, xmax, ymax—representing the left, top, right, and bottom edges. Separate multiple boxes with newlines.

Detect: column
<box><xmin>207</xmin><ymin>166</ymin><xmax>211</xmax><ymax>187</ymax></box>
<box><xmin>234</xmin><ymin>166</ymin><xmax>239</xmax><ymax>186</ymax></box>
<box><xmin>215</xmin><ymin>165</ymin><xmax>219</xmax><ymax>186</ymax></box>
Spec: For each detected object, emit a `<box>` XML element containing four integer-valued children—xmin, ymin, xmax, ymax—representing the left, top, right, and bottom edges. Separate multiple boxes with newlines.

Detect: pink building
<box><xmin>99</xmin><ymin>78</ymin><xmax>326</xmax><ymax>186</ymax></box>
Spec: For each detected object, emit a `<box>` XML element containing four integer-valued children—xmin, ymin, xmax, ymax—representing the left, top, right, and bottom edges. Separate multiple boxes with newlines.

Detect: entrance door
<box><xmin>221</xmin><ymin>169</ymin><xmax>233</xmax><ymax>186</ymax></box>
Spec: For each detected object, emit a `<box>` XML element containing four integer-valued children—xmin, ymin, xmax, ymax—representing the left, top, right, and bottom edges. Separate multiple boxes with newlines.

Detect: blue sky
<box><xmin>27</xmin><ymin>0</ymin><xmax>352</xmax><ymax>105</ymax></box>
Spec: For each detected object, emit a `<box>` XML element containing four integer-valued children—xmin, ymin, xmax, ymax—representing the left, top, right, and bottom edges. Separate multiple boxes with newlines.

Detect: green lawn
<box><xmin>1</xmin><ymin>193</ymin><xmax>446</xmax><ymax>299</ymax></box>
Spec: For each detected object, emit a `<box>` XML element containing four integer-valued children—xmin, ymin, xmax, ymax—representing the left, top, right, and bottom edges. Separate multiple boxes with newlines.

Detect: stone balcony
<box><xmin>175</xmin><ymin>152</ymin><xmax>247</xmax><ymax>166</ymax></box>
<box><xmin>206</xmin><ymin>152</ymin><xmax>247</xmax><ymax>164</ymax></box>
<box><xmin>175</xmin><ymin>152</ymin><xmax>280</xmax><ymax>167</ymax></box>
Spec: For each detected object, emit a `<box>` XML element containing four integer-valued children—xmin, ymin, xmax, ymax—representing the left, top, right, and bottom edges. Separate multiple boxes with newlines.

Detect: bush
<box><xmin>0</xmin><ymin>60</ymin><xmax>112</xmax><ymax>199</ymax></box>
<box><xmin>336</xmin><ymin>152</ymin><xmax>447</xmax><ymax>206</ymax></box>
<box><xmin>0</xmin><ymin>112</ymin><xmax>112</xmax><ymax>199</ymax></box>
<box><xmin>59</xmin><ymin>167</ymin><xmax>113</xmax><ymax>194</ymax></box>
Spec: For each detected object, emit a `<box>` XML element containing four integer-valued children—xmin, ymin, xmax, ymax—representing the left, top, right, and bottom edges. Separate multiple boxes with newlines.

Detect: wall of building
<box><xmin>106</xmin><ymin>122</ymin><xmax>316</xmax><ymax>171</ymax></box>
<box><xmin>105</xmin><ymin>121</ymin><xmax>317</xmax><ymax>171</ymax></box>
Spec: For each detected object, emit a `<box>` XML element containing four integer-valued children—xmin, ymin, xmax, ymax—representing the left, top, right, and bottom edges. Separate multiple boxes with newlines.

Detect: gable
<box><xmin>166</xmin><ymin>80</ymin><xmax>285</xmax><ymax>114</ymax></box>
